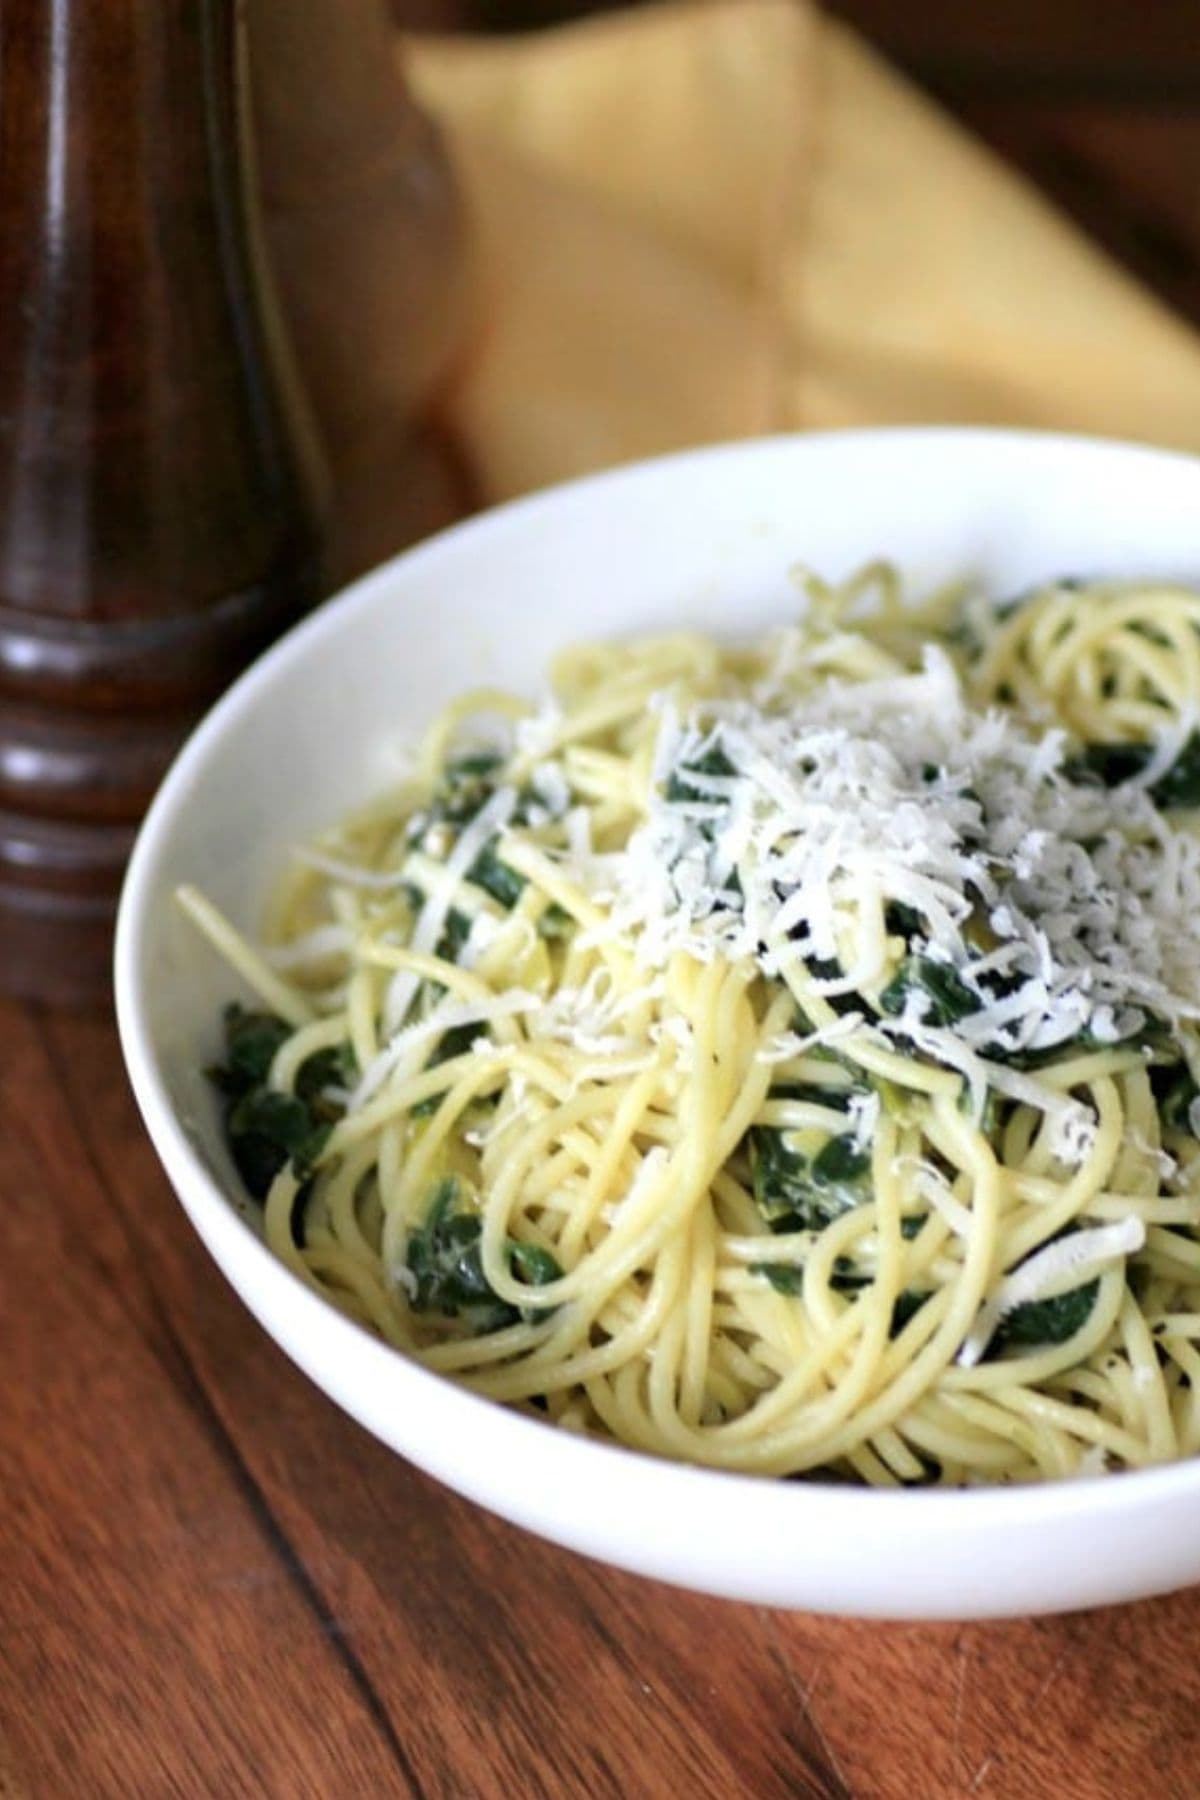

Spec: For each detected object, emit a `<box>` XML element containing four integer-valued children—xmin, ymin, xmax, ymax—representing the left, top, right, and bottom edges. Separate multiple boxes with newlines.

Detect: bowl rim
<box><xmin>114</xmin><ymin>424</ymin><xmax>1200</xmax><ymax>1558</ymax></box>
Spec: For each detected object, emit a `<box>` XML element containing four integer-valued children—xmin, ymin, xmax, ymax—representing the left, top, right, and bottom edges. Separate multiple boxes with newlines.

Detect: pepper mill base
<box><xmin>0</xmin><ymin>861</ymin><xmax>128</xmax><ymax>1009</ymax></box>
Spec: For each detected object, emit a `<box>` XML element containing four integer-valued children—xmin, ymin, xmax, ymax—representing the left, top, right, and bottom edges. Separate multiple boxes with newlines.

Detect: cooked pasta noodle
<box><xmin>182</xmin><ymin>567</ymin><xmax>1200</xmax><ymax>1485</ymax></box>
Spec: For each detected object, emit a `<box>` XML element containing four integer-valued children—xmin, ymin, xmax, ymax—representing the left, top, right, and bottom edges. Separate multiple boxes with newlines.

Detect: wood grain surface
<box><xmin>7</xmin><ymin>2</ymin><xmax>1200</xmax><ymax>1796</ymax></box>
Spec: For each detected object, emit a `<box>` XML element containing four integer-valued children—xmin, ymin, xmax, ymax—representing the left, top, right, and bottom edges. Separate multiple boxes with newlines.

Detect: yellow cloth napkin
<box><xmin>406</xmin><ymin>0</ymin><xmax>1200</xmax><ymax>505</ymax></box>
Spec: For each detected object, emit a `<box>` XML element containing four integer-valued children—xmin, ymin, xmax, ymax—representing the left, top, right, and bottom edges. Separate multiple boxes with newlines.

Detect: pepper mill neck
<box><xmin>0</xmin><ymin>0</ymin><xmax>326</xmax><ymax>1003</ymax></box>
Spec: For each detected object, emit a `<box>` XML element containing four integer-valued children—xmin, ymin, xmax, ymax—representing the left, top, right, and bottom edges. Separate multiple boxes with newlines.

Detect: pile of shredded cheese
<box><xmin>582</xmin><ymin>649</ymin><xmax>1200</xmax><ymax>1051</ymax></box>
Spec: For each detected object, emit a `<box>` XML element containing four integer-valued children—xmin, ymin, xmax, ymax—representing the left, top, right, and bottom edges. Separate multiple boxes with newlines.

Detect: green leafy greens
<box><xmin>1065</xmin><ymin>730</ymin><xmax>1200</xmax><ymax>811</ymax></box>
<box><xmin>878</xmin><ymin>957</ymin><xmax>982</xmax><ymax>1028</ymax></box>
<box><xmin>405</xmin><ymin>1177</ymin><xmax>562</xmax><ymax>1335</ymax></box>
<box><xmin>749</xmin><ymin>1125</ymin><xmax>871</xmax><ymax>1233</ymax></box>
<box><xmin>208</xmin><ymin>1005</ymin><xmax>353</xmax><ymax>1200</ymax></box>
<box><xmin>987</xmin><ymin>1281</ymin><xmax>1099</xmax><ymax>1355</ymax></box>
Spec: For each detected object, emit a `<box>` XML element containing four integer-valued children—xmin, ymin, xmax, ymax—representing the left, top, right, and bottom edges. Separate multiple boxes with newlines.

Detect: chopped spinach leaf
<box><xmin>207</xmin><ymin>1004</ymin><xmax>291</xmax><ymax>1097</ymax></box>
<box><xmin>884</xmin><ymin>902</ymin><xmax>925</xmax><ymax>943</ymax></box>
<box><xmin>830</xmin><ymin>1255</ymin><xmax>869</xmax><ymax>1294</ymax></box>
<box><xmin>665</xmin><ymin>743</ymin><xmax>737</xmax><ymax>804</ymax></box>
<box><xmin>976</xmin><ymin>1224</ymin><xmax>1103</xmax><ymax>1359</ymax></box>
<box><xmin>988</xmin><ymin>1280</ymin><xmax>1098</xmax><ymax>1355</ymax></box>
<box><xmin>768</xmin><ymin>1081</ymin><xmax>856</xmax><ymax>1111</ymax></box>
<box><xmin>433</xmin><ymin>1020</ymin><xmax>484</xmax><ymax>1066</ymax></box>
<box><xmin>750</xmin><ymin>1126</ymin><xmax>870</xmax><ymax>1232</ymax></box>
<box><xmin>753</xmin><ymin>1261</ymin><xmax>806</xmax><ymax>1295</ymax></box>
<box><xmin>508</xmin><ymin>1242</ymin><xmax>563</xmax><ymax>1287</ymax></box>
<box><xmin>449</xmin><ymin>751</ymin><xmax>506</xmax><ymax>780</ymax></box>
<box><xmin>812</xmin><ymin>1134</ymin><xmax>870</xmax><ymax>1186</ymax></box>
<box><xmin>666</xmin><ymin>743</ymin><xmax>737</xmax><ymax>853</ymax></box>
<box><xmin>295</xmin><ymin>1042</ymin><xmax>357</xmax><ymax>1117</ymax></box>
<box><xmin>468</xmin><ymin>842</ymin><xmax>526</xmax><ymax>909</ymax></box>
<box><xmin>225</xmin><ymin>1090</ymin><xmax>330</xmax><ymax>1200</ymax></box>
<box><xmin>1065</xmin><ymin>740</ymin><xmax>1154</xmax><ymax>791</ymax></box>
<box><xmin>797</xmin><ymin>952</ymin><xmax>835</xmax><ymax>984</ymax></box>
<box><xmin>1155</xmin><ymin>732</ymin><xmax>1200</xmax><ymax>808</ymax></box>
<box><xmin>537</xmin><ymin>902</ymin><xmax>574</xmax><ymax>941</ymax></box>
<box><xmin>879</xmin><ymin>957</ymin><xmax>981</xmax><ymax>1028</ymax></box>
<box><xmin>208</xmin><ymin>1007</ymin><xmax>348</xmax><ymax>1199</ymax></box>
<box><xmin>1153</xmin><ymin>1061</ymin><xmax>1200</xmax><ymax>1135</ymax></box>
<box><xmin>435</xmin><ymin>907</ymin><xmax>472</xmax><ymax>964</ymax></box>
<box><xmin>890</xmin><ymin>1289</ymin><xmax>930</xmax><ymax>1335</ymax></box>
<box><xmin>405</xmin><ymin>1178</ymin><xmax>562</xmax><ymax>1335</ymax></box>
<box><xmin>406</xmin><ymin>1179</ymin><xmax>510</xmax><ymax>1331</ymax></box>
<box><xmin>793</xmin><ymin>951</ymin><xmax>863</xmax><ymax>1017</ymax></box>
<box><xmin>429</xmin><ymin>752</ymin><xmax>506</xmax><ymax>826</ymax></box>
<box><xmin>1066</xmin><ymin>730</ymin><xmax>1200</xmax><ymax>811</ymax></box>
<box><xmin>1128</xmin><ymin>1013</ymin><xmax>1173</xmax><ymax>1056</ymax></box>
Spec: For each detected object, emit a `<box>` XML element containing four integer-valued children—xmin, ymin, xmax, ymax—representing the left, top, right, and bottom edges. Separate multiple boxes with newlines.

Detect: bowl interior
<box><xmin>116</xmin><ymin>429</ymin><xmax>1200</xmax><ymax>1617</ymax></box>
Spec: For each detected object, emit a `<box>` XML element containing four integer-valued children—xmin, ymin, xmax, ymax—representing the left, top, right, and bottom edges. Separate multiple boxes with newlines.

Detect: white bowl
<box><xmin>117</xmin><ymin>428</ymin><xmax>1200</xmax><ymax>1619</ymax></box>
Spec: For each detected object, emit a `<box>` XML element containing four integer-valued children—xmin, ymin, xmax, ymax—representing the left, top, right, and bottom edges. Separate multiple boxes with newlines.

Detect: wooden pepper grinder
<box><xmin>0</xmin><ymin>0</ymin><xmax>324</xmax><ymax>1004</ymax></box>
<box><xmin>0</xmin><ymin>0</ymin><xmax>465</xmax><ymax>1004</ymax></box>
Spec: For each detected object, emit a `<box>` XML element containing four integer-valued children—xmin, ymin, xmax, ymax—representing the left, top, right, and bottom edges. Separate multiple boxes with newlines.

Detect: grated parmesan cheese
<box><xmin>957</xmin><ymin>1216</ymin><xmax>1146</xmax><ymax>1368</ymax></box>
<box><xmin>846</xmin><ymin>1090</ymin><xmax>881</xmax><ymax>1152</ymax></box>
<box><xmin>382</xmin><ymin>786</ymin><xmax>518</xmax><ymax>1033</ymax></box>
<box><xmin>351</xmin><ymin>986</ymin><xmax>540</xmax><ymax>1110</ymax></box>
<box><xmin>566</xmin><ymin>651</ymin><xmax>1200</xmax><ymax>1145</ymax></box>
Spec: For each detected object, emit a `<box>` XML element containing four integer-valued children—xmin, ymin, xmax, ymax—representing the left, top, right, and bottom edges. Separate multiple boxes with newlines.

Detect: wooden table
<box><xmin>7</xmin><ymin>4</ymin><xmax>1200</xmax><ymax>1795</ymax></box>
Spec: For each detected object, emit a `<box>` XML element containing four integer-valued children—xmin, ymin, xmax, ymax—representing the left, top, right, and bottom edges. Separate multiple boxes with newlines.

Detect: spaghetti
<box><xmin>181</xmin><ymin>567</ymin><xmax>1200</xmax><ymax>1485</ymax></box>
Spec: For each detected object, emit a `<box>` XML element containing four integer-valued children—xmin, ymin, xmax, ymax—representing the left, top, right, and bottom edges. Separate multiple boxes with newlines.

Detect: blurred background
<box><xmin>393</xmin><ymin>0</ymin><xmax>1200</xmax><ymax>330</ymax></box>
